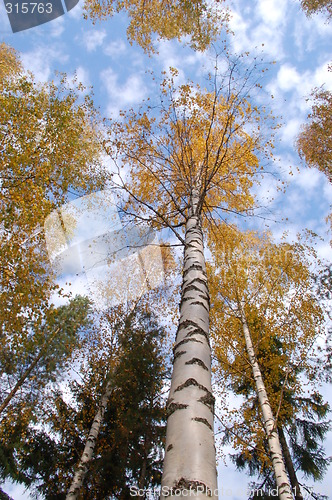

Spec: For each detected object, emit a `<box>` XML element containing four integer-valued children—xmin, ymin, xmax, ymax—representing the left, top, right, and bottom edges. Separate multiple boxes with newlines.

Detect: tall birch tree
<box><xmin>208</xmin><ymin>224</ymin><xmax>329</xmax><ymax>499</ymax></box>
<box><xmin>105</xmin><ymin>60</ymin><xmax>276</xmax><ymax>497</ymax></box>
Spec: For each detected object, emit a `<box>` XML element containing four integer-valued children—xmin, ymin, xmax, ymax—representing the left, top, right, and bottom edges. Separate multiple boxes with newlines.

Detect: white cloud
<box><xmin>228</xmin><ymin>2</ymin><xmax>286</xmax><ymax>59</ymax></box>
<box><xmin>279</xmin><ymin>117</ymin><xmax>303</xmax><ymax>144</ymax></box>
<box><xmin>100</xmin><ymin>68</ymin><xmax>147</xmax><ymax>116</ymax></box>
<box><xmin>74</xmin><ymin>66</ymin><xmax>90</xmax><ymax>88</ymax></box>
<box><xmin>3</xmin><ymin>480</ymin><xmax>33</xmax><ymax>500</ymax></box>
<box><xmin>256</xmin><ymin>0</ymin><xmax>288</xmax><ymax>28</ymax></box>
<box><xmin>49</xmin><ymin>15</ymin><xmax>65</xmax><ymax>37</ymax></box>
<box><xmin>81</xmin><ymin>29</ymin><xmax>107</xmax><ymax>52</ymax></box>
<box><xmin>155</xmin><ymin>40</ymin><xmax>186</xmax><ymax>82</ymax></box>
<box><xmin>292</xmin><ymin>165</ymin><xmax>323</xmax><ymax>190</ymax></box>
<box><xmin>314</xmin><ymin>60</ymin><xmax>332</xmax><ymax>90</ymax></box>
<box><xmin>20</xmin><ymin>46</ymin><xmax>69</xmax><ymax>82</ymax></box>
<box><xmin>277</xmin><ymin>64</ymin><xmax>305</xmax><ymax>92</ymax></box>
<box><xmin>104</xmin><ymin>39</ymin><xmax>127</xmax><ymax>57</ymax></box>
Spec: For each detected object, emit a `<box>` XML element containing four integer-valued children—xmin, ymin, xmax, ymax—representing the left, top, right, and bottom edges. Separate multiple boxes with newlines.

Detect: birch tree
<box><xmin>105</xmin><ymin>59</ymin><xmax>276</xmax><ymax>497</ymax></box>
<box><xmin>296</xmin><ymin>88</ymin><xmax>332</xmax><ymax>184</ymax></box>
<box><xmin>208</xmin><ymin>224</ymin><xmax>329</xmax><ymax>499</ymax></box>
<box><xmin>83</xmin><ymin>0</ymin><xmax>229</xmax><ymax>52</ymax></box>
<box><xmin>300</xmin><ymin>0</ymin><xmax>332</xmax><ymax>21</ymax></box>
<box><xmin>0</xmin><ymin>43</ymin><xmax>106</xmax><ymax>401</ymax></box>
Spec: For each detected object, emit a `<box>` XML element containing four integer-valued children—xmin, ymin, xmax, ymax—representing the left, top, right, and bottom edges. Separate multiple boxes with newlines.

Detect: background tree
<box><xmin>83</xmin><ymin>0</ymin><xmax>229</xmax><ymax>52</ymax></box>
<box><xmin>0</xmin><ymin>42</ymin><xmax>106</xmax><ymax>375</ymax></box>
<box><xmin>208</xmin><ymin>224</ymin><xmax>330</xmax><ymax>499</ymax></box>
<box><xmin>0</xmin><ymin>42</ymin><xmax>107</xmax><ymax>496</ymax></box>
<box><xmin>300</xmin><ymin>0</ymin><xmax>332</xmax><ymax>21</ymax></box>
<box><xmin>296</xmin><ymin>88</ymin><xmax>332</xmax><ymax>184</ymax></box>
<box><xmin>13</xmin><ymin>303</ymin><xmax>166</xmax><ymax>500</ymax></box>
<box><xmin>0</xmin><ymin>296</ymin><xmax>92</xmax><ymax>490</ymax></box>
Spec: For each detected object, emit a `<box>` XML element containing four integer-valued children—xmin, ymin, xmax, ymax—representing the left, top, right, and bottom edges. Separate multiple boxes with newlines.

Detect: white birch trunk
<box><xmin>161</xmin><ymin>191</ymin><xmax>218</xmax><ymax>499</ymax></box>
<box><xmin>66</xmin><ymin>380</ymin><xmax>113</xmax><ymax>500</ymax></box>
<box><xmin>238</xmin><ymin>303</ymin><xmax>294</xmax><ymax>500</ymax></box>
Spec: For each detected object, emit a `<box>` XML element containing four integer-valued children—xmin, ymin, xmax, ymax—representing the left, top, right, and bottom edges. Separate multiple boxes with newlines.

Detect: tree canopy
<box><xmin>83</xmin><ymin>0</ymin><xmax>229</xmax><ymax>52</ymax></box>
<box><xmin>300</xmin><ymin>0</ymin><xmax>332</xmax><ymax>21</ymax></box>
<box><xmin>297</xmin><ymin>88</ymin><xmax>332</xmax><ymax>184</ymax></box>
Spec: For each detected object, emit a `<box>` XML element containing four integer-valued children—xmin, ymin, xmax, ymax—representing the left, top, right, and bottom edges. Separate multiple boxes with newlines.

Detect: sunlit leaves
<box><xmin>297</xmin><ymin>88</ymin><xmax>332</xmax><ymax>184</ymax></box>
<box><xmin>107</xmin><ymin>67</ymin><xmax>272</xmax><ymax>239</ymax></box>
<box><xmin>0</xmin><ymin>44</ymin><xmax>106</xmax><ymax>490</ymax></box>
<box><xmin>0</xmin><ymin>43</ymin><xmax>105</xmax><ymax>345</ymax></box>
<box><xmin>83</xmin><ymin>0</ymin><xmax>229</xmax><ymax>52</ymax></box>
<box><xmin>300</xmin><ymin>0</ymin><xmax>332</xmax><ymax>21</ymax></box>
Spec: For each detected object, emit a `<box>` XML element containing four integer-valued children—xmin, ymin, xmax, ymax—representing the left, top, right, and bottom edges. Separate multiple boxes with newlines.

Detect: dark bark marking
<box><xmin>198</xmin><ymin>292</ymin><xmax>210</xmax><ymax>305</ymax></box>
<box><xmin>173</xmin><ymin>337</ymin><xmax>203</xmax><ymax>353</ymax></box>
<box><xmin>174</xmin><ymin>378</ymin><xmax>210</xmax><ymax>394</ymax></box>
<box><xmin>181</xmin><ymin>284</ymin><xmax>207</xmax><ymax>298</ymax></box>
<box><xmin>192</xmin><ymin>416</ymin><xmax>213</xmax><ymax>431</ymax></box>
<box><xmin>184</xmin><ymin>327</ymin><xmax>209</xmax><ymax>344</ymax></box>
<box><xmin>172</xmin><ymin>478</ymin><xmax>212</xmax><ymax>497</ymax></box>
<box><xmin>199</xmin><ymin>392</ymin><xmax>215</xmax><ymax>412</ymax></box>
<box><xmin>173</xmin><ymin>350</ymin><xmax>186</xmax><ymax>362</ymax></box>
<box><xmin>183</xmin><ymin>264</ymin><xmax>207</xmax><ymax>279</ymax></box>
<box><xmin>178</xmin><ymin>320</ymin><xmax>209</xmax><ymax>343</ymax></box>
<box><xmin>181</xmin><ymin>295</ymin><xmax>198</xmax><ymax>303</ymax></box>
<box><xmin>166</xmin><ymin>402</ymin><xmax>189</xmax><ymax>418</ymax></box>
<box><xmin>190</xmin><ymin>300</ymin><xmax>209</xmax><ymax>312</ymax></box>
<box><xmin>185</xmin><ymin>358</ymin><xmax>209</xmax><ymax>371</ymax></box>
<box><xmin>182</xmin><ymin>277</ymin><xmax>207</xmax><ymax>289</ymax></box>
<box><xmin>178</xmin><ymin>319</ymin><xmax>202</xmax><ymax>333</ymax></box>
<box><xmin>167</xmin><ymin>444</ymin><xmax>173</xmax><ymax>452</ymax></box>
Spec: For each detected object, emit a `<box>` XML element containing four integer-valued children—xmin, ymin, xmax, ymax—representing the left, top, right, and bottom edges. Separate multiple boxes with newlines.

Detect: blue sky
<box><xmin>1</xmin><ymin>0</ymin><xmax>332</xmax><ymax>498</ymax></box>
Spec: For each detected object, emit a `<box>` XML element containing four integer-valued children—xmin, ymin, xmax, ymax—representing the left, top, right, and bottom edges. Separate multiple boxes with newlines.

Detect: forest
<box><xmin>1</xmin><ymin>0</ymin><xmax>331</xmax><ymax>499</ymax></box>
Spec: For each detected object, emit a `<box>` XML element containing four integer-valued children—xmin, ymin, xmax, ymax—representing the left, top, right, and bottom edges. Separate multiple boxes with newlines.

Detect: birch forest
<box><xmin>1</xmin><ymin>0</ymin><xmax>331</xmax><ymax>499</ymax></box>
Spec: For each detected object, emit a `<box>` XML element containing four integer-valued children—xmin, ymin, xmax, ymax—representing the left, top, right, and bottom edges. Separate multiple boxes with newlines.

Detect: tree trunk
<box><xmin>161</xmin><ymin>192</ymin><xmax>218</xmax><ymax>499</ymax></box>
<box><xmin>238</xmin><ymin>304</ymin><xmax>293</xmax><ymax>500</ymax></box>
<box><xmin>138</xmin><ymin>435</ymin><xmax>149</xmax><ymax>490</ymax></box>
<box><xmin>0</xmin><ymin>487</ymin><xmax>14</xmax><ymax>500</ymax></box>
<box><xmin>0</xmin><ymin>328</ymin><xmax>60</xmax><ymax>415</ymax></box>
<box><xmin>278</xmin><ymin>426</ymin><xmax>303</xmax><ymax>500</ymax></box>
<box><xmin>66</xmin><ymin>380</ymin><xmax>113</xmax><ymax>500</ymax></box>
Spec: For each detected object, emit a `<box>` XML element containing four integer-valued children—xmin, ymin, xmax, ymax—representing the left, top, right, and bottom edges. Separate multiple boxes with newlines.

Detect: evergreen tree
<box><xmin>15</xmin><ymin>304</ymin><xmax>166</xmax><ymax>499</ymax></box>
<box><xmin>0</xmin><ymin>296</ymin><xmax>92</xmax><ymax>489</ymax></box>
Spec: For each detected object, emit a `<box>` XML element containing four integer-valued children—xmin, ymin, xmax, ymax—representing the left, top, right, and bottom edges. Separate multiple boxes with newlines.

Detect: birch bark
<box><xmin>161</xmin><ymin>190</ymin><xmax>218</xmax><ymax>499</ymax></box>
<box><xmin>66</xmin><ymin>380</ymin><xmax>113</xmax><ymax>500</ymax></box>
<box><xmin>278</xmin><ymin>426</ymin><xmax>303</xmax><ymax>500</ymax></box>
<box><xmin>238</xmin><ymin>302</ymin><xmax>293</xmax><ymax>500</ymax></box>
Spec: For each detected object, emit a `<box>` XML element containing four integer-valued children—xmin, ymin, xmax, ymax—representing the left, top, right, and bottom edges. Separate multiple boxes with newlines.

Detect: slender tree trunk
<box><xmin>138</xmin><ymin>435</ymin><xmax>149</xmax><ymax>490</ymax></box>
<box><xmin>278</xmin><ymin>426</ymin><xmax>303</xmax><ymax>500</ymax></box>
<box><xmin>0</xmin><ymin>328</ymin><xmax>60</xmax><ymax>415</ymax></box>
<box><xmin>0</xmin><ymin>487</ymin><xmax>14</xmax><ymax>500</ymax></box>
<box><xmin>238</xmin><ymin>304</ymin><xmax>293</xmax><ymax>500</ymax></box>
<box><xmin>66</xmin><ymin>380</ymin><xmax>113</xmax><ymax>500</ymax></box>
<box><xmin>161</xmin><ymin>191</ymin><xmax>218</xmax><ymax>499</ymax></box>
